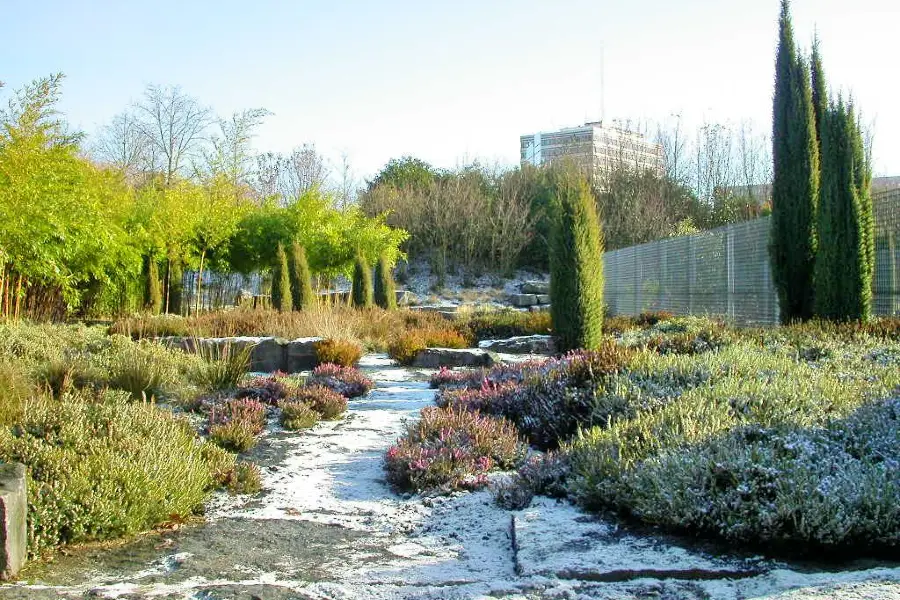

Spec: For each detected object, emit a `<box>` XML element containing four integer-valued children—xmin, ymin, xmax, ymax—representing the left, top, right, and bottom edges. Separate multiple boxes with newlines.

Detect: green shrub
<box><xmin>549</xmin><ymin>165</ymin><xmax>605</xmax><ymax>352</ymax></box>
<box><xmin>106</xmin><ymin>340</ymin><xmax>180</xmax><ymax>400</ymax></box>
<box><xmin>192</xmin><ymin>341</ymin><xmax>252</xmax><ymax>391</ymax></box>
<box><xmin>291</xmin><ymin>385</ymin><xmax>347</xmax><ymax>420</ymax></box>
<box><xmin>385</xmin><ymin>405</ymin><xmax>525</xmax><ymax>492</ymax></box>
<box><xmin>351</xmin><ymin>253</ymin><xmax>374</xmax><ymax>308</ymax></box>
<box><xmin>374</xmin><ymin>252</ymin><xmax>397</xmax><ymax>310</ymax></box>
<box><xmin>314</xmin><ymin>338</ymin><xmax>362</xmax><ymax>367</ymax></box>
<box><xmin>279</xmin><ymin>400</ymin><xmax>319</xmax><ymax>430</ymax></box>
<box><xmin>0</xmin><ymin>388</ymin><xmax>222</xmax><ymax>559</ymax></box>
<box><xmin>289</xmin><ymin>242</ymin><xmax>316</xmax><ymax>311</ymax></box>
<box><xmin>224</xmin><ymin>461</ymin><xmax>263</xmax><ymax>495</ymax></box>
<box><xmin>462</xmin><ymin>310</ymin><xmax>551</xmax><ymax>340</ymax></box>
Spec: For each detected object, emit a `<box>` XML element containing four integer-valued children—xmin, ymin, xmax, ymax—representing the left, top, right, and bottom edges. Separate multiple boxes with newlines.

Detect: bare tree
<box><xmin>135</xmin><ymin>84</ymin><xmax>212</xmax><ymax>184</ymax></box>
<box><xmin>93</xmin><ymin>111</ymin><xmax>150</xmax><ymax>177</ymax></box>
<box><xmin>656</xmin><ymin>114</ymin><xmax>688</xmax><ymax>185</ymax></box>
<box><xmin>334</xmin><ymin>151</ymin><xmax>357</xmax><ymax>209</ymax></box>
<box><xmin>251</xmin><ymin>144</ymin><xmax>329</xmax><ymax>203</ymax></box>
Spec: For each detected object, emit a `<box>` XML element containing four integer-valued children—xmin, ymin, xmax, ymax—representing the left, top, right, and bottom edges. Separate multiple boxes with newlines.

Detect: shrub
<box><xmin>351</xmin><ymin>253</ymin><xmax>374</xmax><ymax>308</ymax></box>
<box><xmin>291</xmin><ymin>385</ymin><xmax>348</xmax><ymax>420</ymax></box>
<box><xmin>549</xmin><ymin>165</ymin><xmax>605</xmax><ymax>352</ymax></box>
<box><xmin>223</xmin><ymin>461</ymin><xmax>263</xmax><ymax>495</ymax></box>
<box><xmin>279</xmin><ymin>400</ymin><xmax>319</xmax><ymax>430</ymax></box>
<box><xmin>208</xmin><ymin>398</ymin><xmax>267</xmax><ymax>452</ymax></box>
<box><xmin>314</xmin><ymin>338</ymin><xmax>362</xmax><ymax>367</ymax></box>
<box><xmin>385</xmin><ymin>406</ymin><xmax>525</xmax><ymax>492</ymax></box>
<box><xmin>634</xmin><ymin>310</ymin><xmax>675</xmax><ymax>327</ymax></box>
<box><xmin>610</xmin><ymin>399</ymin><xmax>900</xmax><ymax>553</ymax></box>
<box><xmin>374</xmin><ymin>252</ymin><xmax>397</xmax><ymax>310</ymax></box>
<box><xmin>106</xmin><ymin>340</ymin><xmax>180</xmax><ymax>400</ymax></box>
<box><xmin>271</xmin><ymin>243</ymin><xmax>293</xmax><ymax>313</ymax></box>
<box><xmin>192</xmin><ymin>341</ymin><xmax>252</xmax><ymax>392</ymax></box>
<box><xmin>307</xmin><ymin>363</ymin><xmax>374</xmax><ymax>398</ymax></box>
<box><xmin>0</xmin><ymin>388</ymin><xmax>223</xmax><ymax>559</ymax></box>
<box><xmin>462</xmin><ymin>310</ymin><xmax>552</xmax><ymax>341</ymax></box>
<box><xmin>387</xmin><ymin>328</ymin><xmax>470</xmax><ymax>366</ymax></box>
<box><xmin>236</xmin><ymin>374</ymin><xmax>289</xmax><ymax>405</ymax></box>
<box><xmin>289</xmin><ymin>242</ymin><xmax>316</xmax><ymax>311</ymax></box>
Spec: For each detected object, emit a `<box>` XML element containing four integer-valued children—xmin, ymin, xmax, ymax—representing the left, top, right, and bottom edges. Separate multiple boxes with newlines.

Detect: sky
<box><xmin>3</xmin><ymin>0</ymin><xmax>899</xmax><ymax>184</ymax></box>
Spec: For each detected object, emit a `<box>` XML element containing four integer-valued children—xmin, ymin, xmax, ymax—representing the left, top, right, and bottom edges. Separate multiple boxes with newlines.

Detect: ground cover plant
<box><xmin>390</xmin><ymin>315</ymin><xmax>900</xmax><ymax>555</ymax></box>
<box><xmin>0</xmin><ymin>321</ymin><xmax>267</xmax><ymax>561</ymax></box>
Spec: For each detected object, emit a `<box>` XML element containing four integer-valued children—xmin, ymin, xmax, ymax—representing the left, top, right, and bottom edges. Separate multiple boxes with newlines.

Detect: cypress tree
<box><xmin>145</xmin><ymin>257</ymin><xmax>162</xmax><ymax>315</ymax></box>
<box><xmin>374</xmin><ymin>252</ymin><xmax>397</xmax><ymax>310</ymax></box>
<box><xmin>770</xmin><ymin>0</ymin><xmax>820</xmax><ymax>323</ymax></box>
<box><xmin>288</xmin><ymin>242</ymin><xmax>315</xmax><ymax>310</ymax></box>
<box><xmin>810</xmin><ymin>35</ymin><xmax>827</xmax><ymax>152</ymax></box>
<box><xmin>351</xmin><ymin>253</ymin><xmax>374</xmax><ymax>308</ymax></box>
<box><xmin>168</xmin><ymin>259</ymin><xmax>184</xmax><ymax>315</ymax></box>
<box><xmin>271</xmin><ymin>243</ymin><xmax>292</xmax><ymax>312</ymax></box>
<box><xmin>549</xmin><ymin>165</ymin><xmax>605</xmax><ymax>352</ymax></box>
<box><xmin>814</xmin><ymin>101</ymin><xmax>874</xmax><ymax>321</ymax></box>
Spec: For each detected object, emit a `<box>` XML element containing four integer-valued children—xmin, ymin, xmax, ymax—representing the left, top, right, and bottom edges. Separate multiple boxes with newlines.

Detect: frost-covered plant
<box><xmin>208</xmin><ymin>398</ymin><xmax>267</xmax><ymax>452</ymax></box>
<box><xmin>290</xmin><ymin>385</ymin><xmax>348</xmax><ymax>420</ymax></box>
<box><xmin>236</xmin><ymin>374</ymin><xmax>289</xmax><ymax>405</ymax></box>
<box><xmin>307</xmin><ymin>363</ymin><xmax>374</xmax><ymax>398</ymax></box>
<box><xmin>279</xmin><ymin>400</ymin><xmax>319</xmax><ymax>430</ymax></box>
<box><xmin>385</xmin><ymin>406</ymin><xmax>525</xmax><ymax>492</ymax></box>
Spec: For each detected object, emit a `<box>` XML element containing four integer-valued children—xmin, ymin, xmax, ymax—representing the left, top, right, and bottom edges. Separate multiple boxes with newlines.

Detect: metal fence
<box><xmin>604</xmin><ymin>189</ymin><xmax>900</xmax><ymax>324</ymax></box>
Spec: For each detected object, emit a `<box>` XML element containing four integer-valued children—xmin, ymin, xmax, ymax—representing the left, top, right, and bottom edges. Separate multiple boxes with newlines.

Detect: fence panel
<box><xmin>603</xmin><ymin>190</ymin><xmax>899</xmax><ymax>323</ymax></box>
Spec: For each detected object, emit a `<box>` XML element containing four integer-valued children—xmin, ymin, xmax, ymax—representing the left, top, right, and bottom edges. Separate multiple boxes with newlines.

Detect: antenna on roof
<box><xmin>600</xmin><ymin>42</ymin><xmax>606</xmax><ymax>126</ymax></box>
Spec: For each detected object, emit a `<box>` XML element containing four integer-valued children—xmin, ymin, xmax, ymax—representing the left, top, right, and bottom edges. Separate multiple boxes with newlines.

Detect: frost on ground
<box><xmin>2</xmin><ymin>355</ymin><xmax>899</xmax><ymax>599</ymax></box>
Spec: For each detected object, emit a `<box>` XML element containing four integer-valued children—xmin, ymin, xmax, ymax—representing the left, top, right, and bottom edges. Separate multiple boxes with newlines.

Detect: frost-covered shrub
<box><xmin>307</xmin><ymin>363</ymin><xmax>374</xmax><ymax>398</ymax></box>
<box><xmin>385</xmin><ymin>406</ymin><xmax>525</xmax><ymax>492</ymax></box>
<box><xmin>223</xmin><ymin>461</ymin><xmax>263</xmax><ymax>495</ymax></box>
<box><xmin>290</xmin><ymin>385</ymin><xmax>348</xmax><ymax>420</ymax></box>
<box><xmin>279</xmin><ymin>400</ymin><xmax>319</xmax><ymax>430</ymax></box>
<box><xmin>518</xmin><ymin>450</ymin><xmax>571</xmax><ymax>498</ymax></box>
<box><xmin>610</xmin><ymin>399</ymin><xmax>900</xmax><ymax>552</ymax></box>
<box><xmin>236</xmin><ymin>374</ymin><xmax>290</xmax><ymax>405</ymax></box>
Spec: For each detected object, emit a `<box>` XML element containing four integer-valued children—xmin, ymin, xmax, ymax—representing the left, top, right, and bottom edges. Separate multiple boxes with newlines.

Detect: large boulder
<box><xmin>285</xmin><ymin>337</ymin><xmax>322</xmax><ymax>372</ymax></box>
<box><xmin>412</xmin><ymin>348</ymin><xmax>497</xmax><ymax>369</ymax></box>
<box><xmin>478</xmin><ymin>335</ymin><xmax>555</xmax><ymax>355</ymax></box>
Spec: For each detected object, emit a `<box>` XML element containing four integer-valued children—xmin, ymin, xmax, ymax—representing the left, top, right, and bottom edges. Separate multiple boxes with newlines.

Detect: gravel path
<box><xmin>1</xmin><ymin>355</ymin><xmax>899</xmax><ymax>599</ymax></box>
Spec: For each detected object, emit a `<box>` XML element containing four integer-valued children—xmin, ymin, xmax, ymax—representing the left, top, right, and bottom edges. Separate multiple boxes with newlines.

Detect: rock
<box><xmin>395</xmin><ymin>290</ymin><xmax>416</xmax><ymax>306</ymax></box>
<box><xmin>529</xmin><ymin>305</ymin><xmax>550</xmax><ymax>312</ymax></box>
<box><xmin>509</xmin><ymin>294</ymin><xmax>538</xmax><ymax>307</ymax></box>
<box><xmin>0</xmin><ymin>462</ymin><xmax>27</xmax><ymax>580</ymax></box>
<box><xmin>478</xmin><ymin>335</ymin><xmax>555</xmax><ymax>355</ymax></box>
<box><xmin>412</xmin><ymin>348</ymin><xmax>497</xmax><ymax>368</ymax></box>
<box><xmin>535</xmin><ymin>294</ymin><xmax>551</xmax><ymax>305</ymax></box>
<box><xmin>285</xmin><ymin>337</ymin><xmax>322</xmax><ymax>372</ymax></box>
<box><xmin>521</xmin><ymin>280</ymin><xmax>550</xmax><ymax>295</ymax></box>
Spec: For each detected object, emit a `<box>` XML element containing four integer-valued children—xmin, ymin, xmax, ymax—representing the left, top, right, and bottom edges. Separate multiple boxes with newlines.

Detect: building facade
<box><xmin>520</xmin><ymin>122</ymin><xmax>664</xmax><ymax>180</ymax></box>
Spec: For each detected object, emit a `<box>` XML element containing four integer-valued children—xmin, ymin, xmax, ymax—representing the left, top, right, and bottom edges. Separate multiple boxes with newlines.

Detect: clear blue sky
<box><xmin>3</xmin><ymin>0</ymin><xmax>898</xmax><ymax>182</ymax></box>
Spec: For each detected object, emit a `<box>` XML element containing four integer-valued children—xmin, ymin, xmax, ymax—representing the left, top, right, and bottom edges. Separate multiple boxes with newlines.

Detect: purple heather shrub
<box><xmin>436</xmin><ymin>380</ymin><xmax>522</xmax><ymax>413</ymax></box>
<box><xmin>236</xmin><ymin>374</ymin><xmax>289</xmax><ymax>405</ymax></box>
<box><xmin>306</xmin><ymin>363</ymin><xmax>374</xmax><ymax>399</ymax></box>
<box><xmin>385</xmin><ymin>405</ymin><xmax>525</xmax><ymax>492</ymax></box>
<box><xmin>208</xmin><ymin>397</ymin><xmax>268</xmax><ymax>434</ymax></box>
<box><xmin>290</xmin><ymin>384</ymin><xmax>348</xmax><ymax>420</ymax></box>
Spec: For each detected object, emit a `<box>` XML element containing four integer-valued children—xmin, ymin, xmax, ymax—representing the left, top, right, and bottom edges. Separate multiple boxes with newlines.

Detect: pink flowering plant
<box><xmin>306</xmin><ymin>363</ymin><xmax>374</xmax><ymax>398</ymax></box>
<box><xmin>385</xmin><ymin>405</ymin><xmax>525</xmax><ymax>492</ymax></box>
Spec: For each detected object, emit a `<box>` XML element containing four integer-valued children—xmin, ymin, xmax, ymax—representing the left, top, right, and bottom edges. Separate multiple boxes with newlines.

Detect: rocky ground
<box><xmin>2</xmin><ymin>355</ymin><xmax>899</xmax><ymax>600</ymax></box>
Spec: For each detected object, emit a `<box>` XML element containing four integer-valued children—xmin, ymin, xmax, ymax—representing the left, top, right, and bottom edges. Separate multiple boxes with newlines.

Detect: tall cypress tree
<box><xmin>351</xmin><ymin>253</ymin><xmax>374</xmax><ymax>308</ymax></box>
<box><xmin>288</xmin><ymin>242</ymin><xmax>315</xmax><ymax>310</ymax></box>
<box><xmin>271</xmin><ymin>243</ymin><xmax>292</xmax><ymax>312</ymax></box>
<box><xmin>549</xmin><ymin>165</ymin><xmax>605</xmax><ymax>352</ymax></box>
<box><xmin>770</xmin><ymin>0</ymin><xmax>820</xmax><ymax>323</ymax></box>
<box><xmin>814</xmin><ymin>101</ymin><xmax>874</xmax><ymax>321</ymax></box>
<box><xmin>810</xmin><ymin>35</ymin><xmax>827</xmax><ymax>152</ymax></box>
<box><xmin>374</xmin><ymin>252</ymin><xmax>397</xmax><ymax>310</ymax></box>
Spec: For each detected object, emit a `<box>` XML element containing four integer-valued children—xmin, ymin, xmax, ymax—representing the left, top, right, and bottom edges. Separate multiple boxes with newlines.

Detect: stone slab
<box><xmin>0</xmin><ymin>463</ymin><xmax>26</xmax><ymax>580</ymax></box>
<box><xmin>535</xmin><ymin>294</ymin><xmax>551</xmax><ymax>305</ymax></box>
<box><xmin>521</xmin><ymin>281</ymin><xmax>550</xmax><ymax>295</ymax></box>
<box><xmin>411</xmin><ymin>348</ymin><xmax>497</xmax><ymax>369</ymax></box>
<box><xmin>513</xmin><ymin>497</ymin><xmax>768</xmax><ymax>581</ymax></box>
<box><xmin>285</xmin><ymin>338</ymin><xmax>322</xmax><ymax>372</ymax></box>
<box><xmin>478</xmin><ymin>335</ymin><xmax>555</xmax><ymax>355</ymax></box>
<box><xmin>509</xmin><ymin>294</ymin><xmax>538</xmax><ymax>307</ymax></box>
